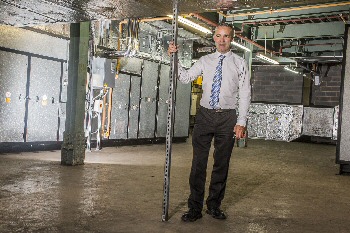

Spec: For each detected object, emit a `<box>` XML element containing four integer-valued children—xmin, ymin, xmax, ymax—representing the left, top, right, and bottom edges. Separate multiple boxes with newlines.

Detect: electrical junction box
<box><xmin>91</xmin><ymin>57</ymin><xmax>116</xmax><ymax>88</ymax></box>
<box><xmin>94</xmin><ymin>100</ymin><xmax>103</xmax><ymax>113</ymax></box>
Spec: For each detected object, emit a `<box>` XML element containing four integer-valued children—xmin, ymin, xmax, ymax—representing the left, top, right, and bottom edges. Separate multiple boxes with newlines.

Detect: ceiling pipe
<box><xmin>188</xmin><ymin>13</ymin><xmax>218</xmax><ymax>27</ymax></box>
<box><xmin>219</xmin><ymin>2</ymin><xmax>350</xmax><ymax>18</ymax></box>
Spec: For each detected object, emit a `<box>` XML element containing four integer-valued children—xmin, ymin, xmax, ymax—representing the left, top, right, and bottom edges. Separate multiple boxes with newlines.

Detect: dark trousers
<box><xmin>188</xmin><ymin>106</ymin><xmax>237</xmax><ymax>211</ymax></box>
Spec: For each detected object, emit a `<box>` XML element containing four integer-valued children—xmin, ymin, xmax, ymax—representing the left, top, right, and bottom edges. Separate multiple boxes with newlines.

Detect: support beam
<box><xmin>281</xmin><ymin>38</ymin><xmax>344</xmax><ymax>54</ymax></box>
<box><xmin>337</xmin><ymin>24</ymin><xmax>350</xmax><ymax>174</ymax></box>
<box><xmin>61</xmin><ymin>22</ymin><xmax>90</xmax><ymax>166</ymax></box>
<box><xmin>223</xmin><ymin>4</ymin><xmax>350</xmax><ymax>23</ymax></box>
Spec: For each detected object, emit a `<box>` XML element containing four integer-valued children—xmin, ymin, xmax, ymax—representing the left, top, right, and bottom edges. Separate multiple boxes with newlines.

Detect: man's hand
<box><xmin>168</xmin><ymin>41</ymin><xmax>178</xmax><ymax>56</ymax></box>
<box><xmin>234</xmin><ymin>125</ymin><xmax>246</xmax><ymax>139</ymax></box>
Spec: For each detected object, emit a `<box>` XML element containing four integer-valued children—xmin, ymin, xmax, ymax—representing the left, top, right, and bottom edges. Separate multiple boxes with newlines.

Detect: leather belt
<box><xmin>201</xmin><ymin>106</ymin><xmax>233</xmax><ymax>113</ymax></box>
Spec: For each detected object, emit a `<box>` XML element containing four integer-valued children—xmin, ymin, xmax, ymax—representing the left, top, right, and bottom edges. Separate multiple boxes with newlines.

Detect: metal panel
<box><xmin>0</xmin><ymin>25</ymin><xmax>68</xmax><ymax>59</ymax></box>
<box><xmin>302</xmin><ymin>107</ymin><xmax>334</xmax><ymax>137</ymax></box>
<box><xmin>60</xmin><ymin>63</ymin><xmax>68</xmax><ymax>103</ymax></box>
<box><xmin>110</xmin><ymin>73</ymin><xmax>130</xmax><ymax>139</ymax></box>
<box><xmin>156</xmin><ymin>63</ymin><xmax>170</xmax><ymax>137</ymax></box>
<box><xmin>139</xmin><ymin>33</ymin><xmax>153</xmax><ymax>54</ymax></box>
<box><xmin>27</xmin><ymin>57</ymin><xmax>61</xmax><ymax>142</ymax></box>
<box><xmin>174</xmin><ymin>80</ymin><xmax>191</xmax><ymax>137</ymax></box>
<box><xmin>91</xmin><ymin>57</ymin><xmax>116</xmax><ymax>88</ymax></box>
<box><xmin>58</xmin><ymin>103</ymin><xmax>66</xmax><ymax>141</ymax></box>
<box><xmin>128</xmin><ymin>75</ymin><xmax>141</xmax><ymax>139</ymax></box>
<box><xmin>139</xmin><ymin>60</ymin><xmax>158</xmax><ymax>139</ymax></box>
<box><xmin>119</xmin><ymin>57</ymin><xmax>143</xmax><ymax>75</ymax></box>
<box><xmin>0</xmin><ymin>51</ymin><xmax>27</xmax><ymax>142</ymax></box>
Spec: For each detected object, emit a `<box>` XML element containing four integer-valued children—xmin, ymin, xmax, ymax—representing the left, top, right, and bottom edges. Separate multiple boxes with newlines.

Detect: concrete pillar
<box><xmin>61</xmin><ymin>22</ymin><xmax>90</xmax><ymax>165</ymax></box>
<box><xmin>302</xmin><ymin>74</ymin><xmax>312</xmax><ymax>106</ymax></box>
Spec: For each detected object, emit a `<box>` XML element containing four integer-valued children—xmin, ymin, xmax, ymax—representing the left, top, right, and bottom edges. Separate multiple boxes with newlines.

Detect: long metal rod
<box><xmin>162</xmin><ymin>0</ymin><xmax>178</xmax><ymax>222</ymax></box>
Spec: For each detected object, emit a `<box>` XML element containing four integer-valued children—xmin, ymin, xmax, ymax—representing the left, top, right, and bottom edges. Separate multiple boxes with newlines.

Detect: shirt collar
<box><xmin>214</xmin><ymin>50</ymin><xmax>232</xmax><ymax>59</ymax></box>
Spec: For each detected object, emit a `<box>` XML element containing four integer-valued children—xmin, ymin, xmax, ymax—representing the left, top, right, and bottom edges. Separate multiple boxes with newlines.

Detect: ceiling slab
<box><xmin>0</xmin><ymin>0</ymin><xmax>347</xmax><ymax>26</ymax></box>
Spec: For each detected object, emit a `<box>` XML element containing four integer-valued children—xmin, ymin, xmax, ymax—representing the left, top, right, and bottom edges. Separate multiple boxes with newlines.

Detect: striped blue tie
<box><xmin>209</xmin><ymin>55</ymin><xmax>225</xmax><ymax>109</ymax></box>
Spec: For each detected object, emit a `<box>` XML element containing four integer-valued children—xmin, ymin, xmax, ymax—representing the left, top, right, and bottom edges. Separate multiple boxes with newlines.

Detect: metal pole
<box><xmin>162</xmin><ymin>0</ymin><xmax>178</xmax><ymax>222</ymax></box>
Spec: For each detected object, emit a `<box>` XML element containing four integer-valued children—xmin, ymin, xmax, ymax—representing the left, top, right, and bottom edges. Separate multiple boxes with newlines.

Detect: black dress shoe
<box><xmin>181</xmin><ymin>209</ymin><xmax>203</xmax><ymax>222</ymax></box>
<box><xmin>206</xmin><ymin>208</ymin><xmax>227</xmax><ymax>220</ymax></box>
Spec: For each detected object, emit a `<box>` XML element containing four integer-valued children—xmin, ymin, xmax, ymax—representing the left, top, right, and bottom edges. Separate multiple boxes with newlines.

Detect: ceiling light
<box><xmin>167</xmin><ymin>15</ymin><xmax>212</xmax><ymax>34</ymax></box>
<box><xmin>231</xmin><ymin>41</ymin><xmax>251</xmax><ymax>52</ymax></box>
<box><xmin>284</xmin><ymin>66</ymin><xmax>300</xmax><ymax>74</ymax></box>
<box><xmin>256</xmin><ymin>53</ymin><xmax>279</xmax><ymax>65</ymax></box>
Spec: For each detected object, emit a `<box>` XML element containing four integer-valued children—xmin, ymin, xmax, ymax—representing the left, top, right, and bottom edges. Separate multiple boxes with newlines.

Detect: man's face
<box><xmin>213</xmin><ymin>26</ymin><xmax>233</xmax><ymax>53</ymax></box>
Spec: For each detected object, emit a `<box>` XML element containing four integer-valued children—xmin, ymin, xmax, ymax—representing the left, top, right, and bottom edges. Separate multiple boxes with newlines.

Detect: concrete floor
<box><xmin>1</xmin><ymin>138</ymin><xmax>350</xmax><ymax>233</ymax></box>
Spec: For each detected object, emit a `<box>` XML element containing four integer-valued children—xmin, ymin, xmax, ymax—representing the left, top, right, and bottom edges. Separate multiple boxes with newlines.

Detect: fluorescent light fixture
<box><xmin>167</xmin><ymin>15</ymin><xmax>212</xmax><ymax>34</ymax></box>
<box><xmin>284</xmin><ymin>66</ymin><xmax>300</xmax><ymax>74</ymax></box>
<box><xmin>256</xmin><ymin>53</ymin><xmax>279</xmax><ymax>65</ymax></box>
<box><xmin>231</xmin><ymin>41</ymin><xmax>251</xmax><ymax>52</ymax></box>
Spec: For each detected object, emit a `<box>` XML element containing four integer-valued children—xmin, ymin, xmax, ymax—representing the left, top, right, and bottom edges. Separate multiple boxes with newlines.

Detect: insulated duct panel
<box><xmin>91</xmin><ymin>57</ymin><xmax>116</xmax><ymax>88</ymax></box>
<box><xmin>302</xmin><ymin>107</ymin><xmax>334</xmax><ymax>138</ymax></box>
<box><xmin>156</xmin><ymin>63</ymin><xmax>170</xmax><ymax>137</ymax></box>
<box><xmin>138</xmin><ymin>60</ymin><xmax>158</xmax><ymax>139</ymax></box>
<box><xmin>110</xmin><ymin>73</ymin><xmax>130</xmax><ymax>139</ymax></box>
<box><xmin>248</xmin><ymin>103</ymin><xmax>303</xmax><ymax>141</ymax></box>
<box><xmin>265</xmin><ymin>104</ymin><xmax>303</xmax><ymax>142</ymax></box>
<box><xmin>333</xmin><ymin>105</ymin><xmax>339</xmax><ymax>140</ymax></box>
<box><xmin>247</xmin><ymin>103</ymin><xmax>268</xmax><ymax>139</ymax></box>
<box><xmin>128</xmin><ymin>75</ymin><xmax>141</xmax><ymax>139</ymax></box>
<box><xmin>119</xmin><ymin>57</ymin><xmax>143</xmax><ymax>75</ymax></box>
<box><xmin>0</xmin><ymin>51</ymin><xmax>27</xmax><ymax>142</ymax></box>
<box><xmin>174</xmin><ymin>80</ymin><xmax>191</xmax><ymax>137</ymax></box>
<box><xmin>26</xmin><ymin>57</ymin><xmax>61</xmax><ymax>142</ymax></box>
<box><xmin>58</xmin><ymin>103</ymin><xmax>66</xmax><ymax>141</ymax></box>
<box><xmin>59</xmin><ymin>63</ymin><xmax>68</xmax><ymax>103</ymax></box>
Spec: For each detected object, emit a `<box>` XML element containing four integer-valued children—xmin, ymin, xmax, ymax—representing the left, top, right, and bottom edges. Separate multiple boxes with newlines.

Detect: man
<box><xmin>168</xmin><ymin>24</ymin><xmax>251</xmax><ymax>222</ymax></box>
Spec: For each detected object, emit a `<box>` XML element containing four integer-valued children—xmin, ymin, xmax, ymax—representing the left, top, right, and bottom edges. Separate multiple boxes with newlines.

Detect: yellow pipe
<box><xmin>220</xmin><ymin>2</ymin><xmax>350</xmax><ymax>18</ymax></box>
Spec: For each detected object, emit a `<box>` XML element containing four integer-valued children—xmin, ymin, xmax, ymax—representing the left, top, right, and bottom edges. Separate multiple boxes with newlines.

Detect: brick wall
<box><xmin>251</xmin><ymin>66</ymin><xmax>303</xmax><ymax>104</ymax></box>
<box><xmin>311</xmin><ymin>64</ymin><xmax>342</xmax><ymax>107</ymax></box>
